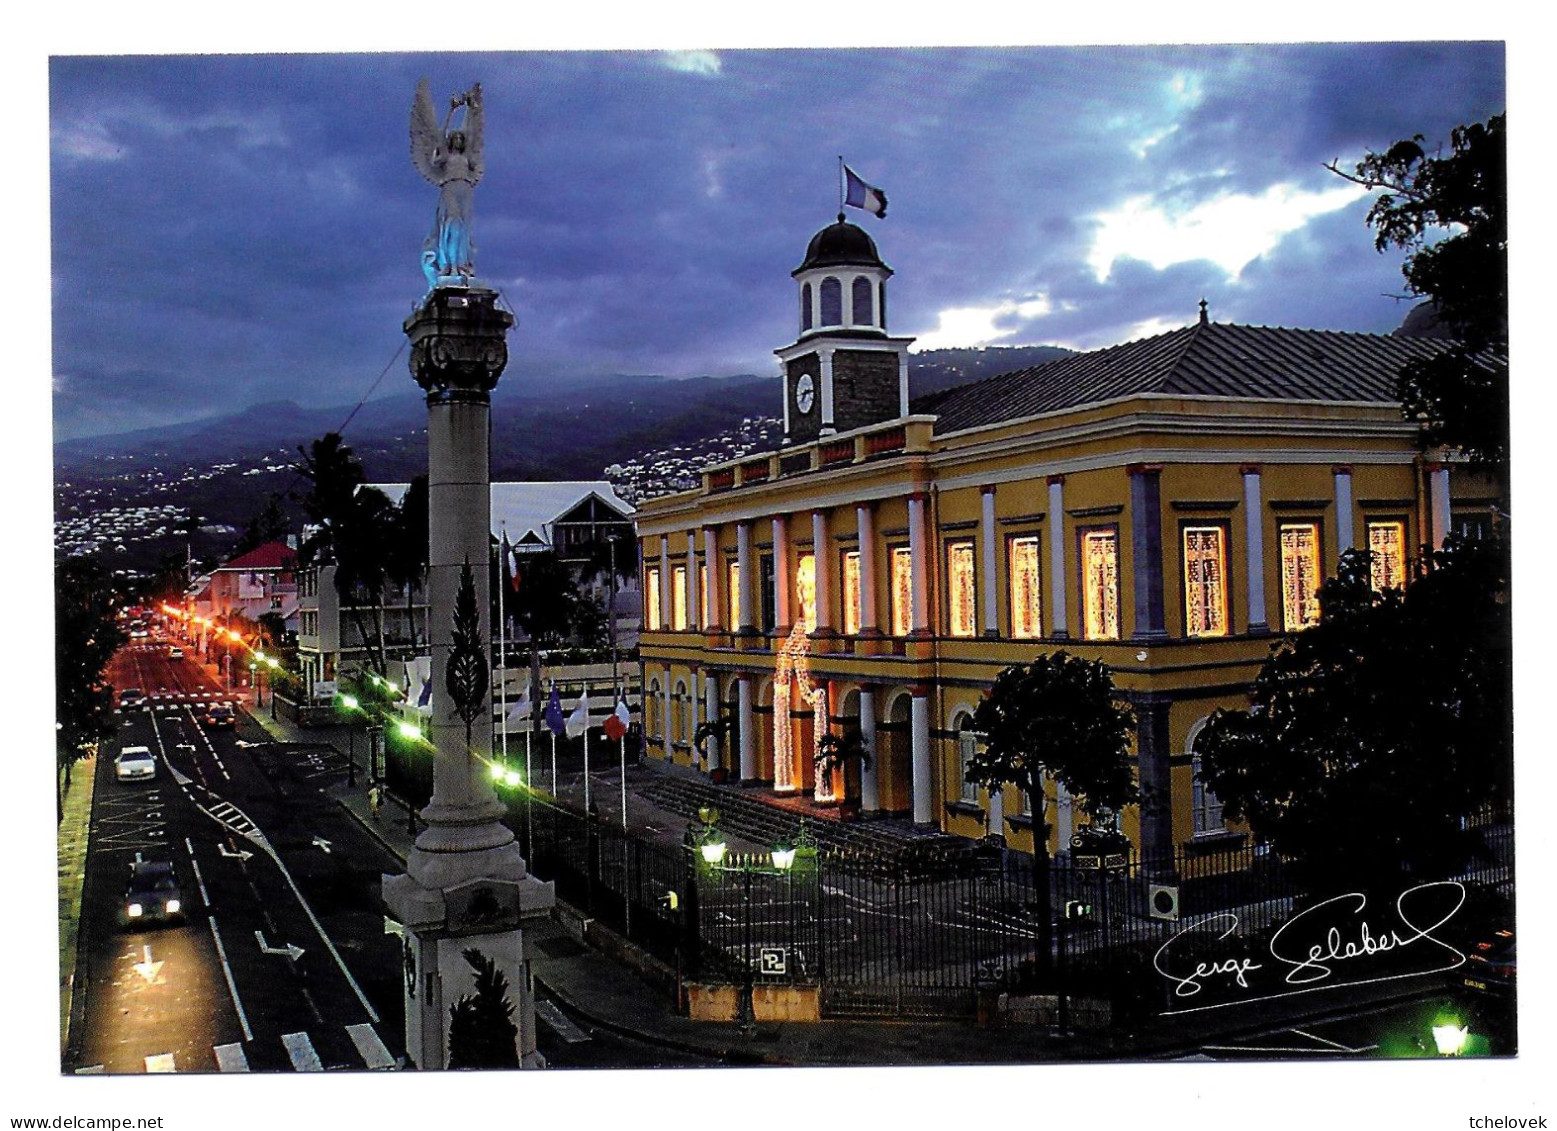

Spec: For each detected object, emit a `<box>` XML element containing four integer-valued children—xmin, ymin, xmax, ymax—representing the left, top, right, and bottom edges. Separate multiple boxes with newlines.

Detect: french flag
<box><xmin>844</xmin><ymin>165</ymin><xmax>887</xmax><ymax>218</ymax></box>
<box><xmin>603</xmin><ymin>696</ymin><xmax>630</xmax><ymax>741</ymax></box>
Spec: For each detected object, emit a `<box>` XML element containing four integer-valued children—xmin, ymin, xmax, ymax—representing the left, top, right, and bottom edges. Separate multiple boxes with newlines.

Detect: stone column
<box><xmin>909</xmin><ymin>685</ymin><xmax>933</xmax><ymax>824</ymax></box>
<box><xmin>659</xmin><ymin>534</ymin><xmax>672</xmax><ymax>629</ymax></box>
<box><xmin>987</xmin><ymin>783</ymin><xmax>1004</xmax><ymax>842</ymax></box>
<box><xmin>1241</xmin><ymin>466</ymin><xmax>1268</xmax><ymax>633</ymax></box>
<box><xmin>385</xmin><ymin>286</ymin><xmax>553</xmax><ymax>1071</ymax></box>
<box><xmin>1055</xmin><ymin>781</ymin><xmax>1074</xmax><ymax>855</ymax></box>
<box><xmin>811</xmin><ymin>509</ymin><xmax>833</xmax><ymax>634</ymax></box>
<box><xmin>663</xmin><ymin>664</ymin><xmax>673</xmax><ymax>750</ymax></box>
<box><xmin>772</xmin><ymin>515</ymin><xmax>791</xmax><ymax>633</ymax></box>
<box><xmin>737</xmin><ymin>675</ymin><xmax>756</xmax><ymax>781</ymax></box>
<box><xmin>736</xmin><ymin>522</ymin><xmax>754</xmax><ymax>634</ymax></box>
<box><xmin>907</xmin><ymin>493</ymin><xmax>930</xmax><ymax>634</ymax></box>
<box><xmin>858</xmin><ymin>685</ymin><xmax>880</xmax><ymax>812</ymax></box>
<box><xmin>980</xmin><ymin>486</ymin><xmax>998</xmax><ymax>636</ymax></box>
<box><xmin>1128</xmin><ymin>464</ymin><xmax>1167</xmax><ymax>641</ymax></box>
<box><xmin>1429</xmin><ymin>463</ymin><xmax>1452</xmax><ymax>550</ymax></box>
<box><xmin>1333</xmin><ymin>466</ymin><xmax>1355</xmax><ymax>554</ymax></box>
<box><xmin>856</xmin><ymin>503</ymin><xmax>879</xmax><ymax>634</ymax></box>
<box><xmin>702</xmin><ymin>526</ymin><xmax>721</xmax><ymax>632</ymax></box>
<box><xmin>1047</xmin><ymin>476</ymin><xmax>1068</xmax><ymax>637</ymax></box>
<box><xmin>1135</xmin><ymin>693</ymin><xmax>1174</xmax><ymax>862</ymax></box>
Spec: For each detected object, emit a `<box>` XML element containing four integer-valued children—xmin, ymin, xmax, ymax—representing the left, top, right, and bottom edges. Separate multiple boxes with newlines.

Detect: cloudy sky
<box><xmin>49</xmin><ymin>42</ymin><xmax>1504</xmax><ymax>441</ymax></box>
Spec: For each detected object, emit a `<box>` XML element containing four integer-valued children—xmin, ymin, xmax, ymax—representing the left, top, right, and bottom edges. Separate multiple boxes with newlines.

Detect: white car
<box><xmin>168</xmin><ymin>646</ymin><xmax>184</xmax><ymax>660</ymax></box>
<box><xmin>114</xmin><ymin>746</ymin><xmax>157</xmax><ymax>782</ymax></box>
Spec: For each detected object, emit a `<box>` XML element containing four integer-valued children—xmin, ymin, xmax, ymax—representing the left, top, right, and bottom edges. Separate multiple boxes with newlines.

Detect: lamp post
<box><xmin>267</xmin><ymin>657</ymin><xmax>281</xmax><ymax>720</ymax></box>
<box><xmin>339</xmin><ymin>692</ymin><xmax>360</xmax><ymax>788</ymax></box>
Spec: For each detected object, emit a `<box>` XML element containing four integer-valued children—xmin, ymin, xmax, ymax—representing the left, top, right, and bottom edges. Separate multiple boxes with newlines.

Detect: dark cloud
<box><xmin>50</xmin><ymin>46</ymin><xmax>1504</xmax><ymax>441</ymax></box>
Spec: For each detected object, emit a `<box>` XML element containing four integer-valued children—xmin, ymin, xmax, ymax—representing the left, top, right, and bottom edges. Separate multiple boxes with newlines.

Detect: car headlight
<box><xmin>164</xmin><ymin>899</ymin><xmax>181</xmax><ymax>914</ymax></box>
<box><xmin>127</xmin><ymin>903</ymin><xmax>143</xmax><ymax>917</ymax></box>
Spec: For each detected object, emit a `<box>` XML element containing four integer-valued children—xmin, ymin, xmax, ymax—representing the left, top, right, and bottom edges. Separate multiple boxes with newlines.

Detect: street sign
<box><xmin>759</xmin><ymin>947</ymin><xmax>787</xmax><ymax>975</ymax></box>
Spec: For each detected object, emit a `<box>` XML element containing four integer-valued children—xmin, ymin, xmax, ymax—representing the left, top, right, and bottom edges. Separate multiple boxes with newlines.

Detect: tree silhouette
<box><xmin>445</xmin><ymin>948</ymin><xmax>520</xmax><ymax>1069</ymax></box>
<box><xmin>966</xmin><ymin>652</ymin><xmax>1138</xmax><ymax>975</ymax></box>
<box><xmin>56</xmin><ymin>558</ymin><xmax>125</xmax><ymax>820</ymax></box>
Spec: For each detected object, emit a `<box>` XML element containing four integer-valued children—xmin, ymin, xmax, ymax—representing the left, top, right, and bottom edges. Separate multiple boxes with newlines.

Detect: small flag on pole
<box><xmin>417</xmin><ymin>678</ymin><xmax>432</xmax><ymax>707</ymax></box>
<box><xmin>544</xmin><ymin>684</ymin><xmax>566</xmax><ymax>736</ymax></box>
<box><xmin>844</xmin><ymin>164</ymin><xmax>887</xmax><ymax>218</ymax></box>
<box><xmin>506</xmin><ymin>687</ymin><xmax>532</xmax><ymax>722</ymax></box>
<box><xmin>566</xmin><ymin>689</ymin><xmax>591</xmax><ymax>739</ymax></box>
<box><xmin>603</xmin><ymin>696</ymin><xmax>630</xmax><ymax>741</ymax></box>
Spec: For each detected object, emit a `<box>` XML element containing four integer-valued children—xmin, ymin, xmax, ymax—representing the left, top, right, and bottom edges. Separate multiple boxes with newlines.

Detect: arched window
<box><xmin>800</xmin><ymin>282</ymin><xmax>813</xmax><ymax>332</ymax></box>
<box><xmin>674</xmin><ymin>680</ymin><xmax>689</xmax><ymax>743</ymax></box>
<box><xmin>819</xmin><ymin>277</ymin><xmax>842</xmax><ymax>326</ymax></box>
<box><xmin>1188</xmin><ymin>718</ymin><xmax>1226</xmax><ymax>835</ymax></box>
<box><xmin>878</xmin><ymin>281</ymin><xmax>887</xmax><ymax>330</ymax></box>
<box><xmin>852</xmin><ymin>277</ymin><xmax>873</xmax><ymax>326</ymax></box>
<box><xmin>955</xmin><ymin>712</ymin><xmax>981</xmax><ymax>803</ymax></box>
<box><xmin>647</xmin><ymin>680</ymin><xmax>662</xmax><ymax>744</ymax></box>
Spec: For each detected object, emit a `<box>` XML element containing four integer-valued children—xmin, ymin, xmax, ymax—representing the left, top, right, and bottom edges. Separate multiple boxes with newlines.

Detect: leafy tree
<box><xmin>1193</xmin><ymin>539</ymin><xmax>1512</xmax><ymax>896</ymax></box>
<box><xmin>387</xmin><ymin>475</ymin><xmax>430</xmax><ymax>649</ymax></box>
<box><xmin>511</xmin><ymin>550</ymin><xmax>578</xmax><ymax>646</ymax></box>
<box><xmin>446</xmin><ymin>948</ymin><xmax>520</xmax><ymax>1069</ymax></box>
<box><xmin>233</xmin><ymin>492</ymin><xmax>292</xmax><ymax>557</ymax></box>
<box><xmin>1328</xmin><ymin>114</ymin><xmax>1508</xmax><ymax>471</ymax></box>
<box><xmin>56</xmin><ymin>559</ymin><xmax>126</xmax><ymax>819</ymax></box>
<box><xmin>966</xmin><ymin>652</ymin><xmax>1138</xmax><ymax>974</ymax></box>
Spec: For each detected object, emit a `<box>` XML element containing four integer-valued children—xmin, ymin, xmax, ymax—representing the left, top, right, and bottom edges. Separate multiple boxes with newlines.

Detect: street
<box><xmin>63</xmin><ymin>636</ymin><xmax>717</xmax><ymax>1072</ymax></box>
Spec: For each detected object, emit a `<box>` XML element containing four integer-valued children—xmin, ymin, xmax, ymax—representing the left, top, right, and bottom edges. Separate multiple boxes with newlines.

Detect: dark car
<box><xmin>123</xmin><ymin>860</ymin><xmax>185</xmax><ymax>926</ymax></box>
<box><xmin>118</xmin><ymin>687</ymin><xmax>146</xmax><ymax>708</ymax></box>
<box><xmin>204</xmin><ymin>704</ymin><xmax>236</xmax><ymax>729</ymax></box>
<box><xmin>1460</xmin><ymin>928</ymin><xmax>1515</xmax><ymax>997</ymax></box>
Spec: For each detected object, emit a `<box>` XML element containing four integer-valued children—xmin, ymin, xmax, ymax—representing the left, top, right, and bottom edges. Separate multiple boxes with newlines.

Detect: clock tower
<box><xmin>777</xmin><ymin>214</ymin><xmax>915</xmax><ymax>445</ymax></box>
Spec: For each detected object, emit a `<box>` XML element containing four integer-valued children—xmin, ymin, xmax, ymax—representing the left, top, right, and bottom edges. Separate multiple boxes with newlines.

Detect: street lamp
<box><xmin>1432</xmin><ymin>1023</ymin><xmax>1469</xmax><ymax>1057</ymax></box>
<box><xmin>338</xmin><ymin>693</ymin><xmax>361</xmax><ymax>788</ymax></box>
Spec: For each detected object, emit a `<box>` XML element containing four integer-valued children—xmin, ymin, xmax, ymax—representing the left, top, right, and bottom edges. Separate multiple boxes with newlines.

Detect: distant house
<box><xmin>207</xmin><ymin>541</ymin><xmax>299</xmax><ymax>633</ymax></box>
<box><xmin>295</xmin><ymin>481</ymin><xmax>639</xmax><ymax>696</ymax></box>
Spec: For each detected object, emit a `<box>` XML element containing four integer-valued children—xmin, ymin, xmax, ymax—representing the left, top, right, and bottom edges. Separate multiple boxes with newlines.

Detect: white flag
<box><xmin>565</xmin><ymin>690</ymin><xmax>591</xmax><ymax>738</ymax></box>
<box><xmin>506</xmin><ymin>688</ymin><xmax>531</xmax><ymax>722</ymax></box>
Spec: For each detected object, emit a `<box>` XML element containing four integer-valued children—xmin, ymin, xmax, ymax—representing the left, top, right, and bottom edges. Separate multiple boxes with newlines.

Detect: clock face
<box><xmin>796</xmin><ymin>373</ymin><xmax>816</xmax><ymax>414</ymax></box>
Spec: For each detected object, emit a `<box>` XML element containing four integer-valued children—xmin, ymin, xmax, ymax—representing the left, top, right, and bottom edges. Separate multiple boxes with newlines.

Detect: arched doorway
<box><xmin>875</xmin><ymin>689</ymin><xmax>913</xmax><ymax>814</ymax></box>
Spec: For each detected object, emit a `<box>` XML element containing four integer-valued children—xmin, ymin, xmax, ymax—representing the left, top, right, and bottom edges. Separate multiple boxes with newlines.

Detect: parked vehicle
<box><xmin>204</xmin><ymin>704</ymin><xmax>236</xmax><ymax>729</ymax></box>
<box><xmin>169</xmin><ymin>646</ymin><xmax>184</xmax><ymax>660</ymax></box>
<box><xmin>114</xmin><ymin>746</ymin><xmax>157</xmax><ymax>782</ymax></box>
<box><xmin>118</xmin><ymin>687</ymin><xmax>146</xmax><ymax>708</ymax></box>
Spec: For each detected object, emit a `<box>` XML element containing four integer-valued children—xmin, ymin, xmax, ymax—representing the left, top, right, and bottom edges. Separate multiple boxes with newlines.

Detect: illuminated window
<box><xmin>671</xmin><ymin>566</ymin><xmax>688</xmax><ymax>630</ymax></box>
<box><xmin>947</xmin><ymin>542</ymin><xmax>976</xmax><ymax>637</ymax></box>
<box><xmin>728</xmin><ymin>561</ymin><xmax>741</xmax><ymax>628</ymax></box>
<box><xmin>1009</xmin><ymin>535</ymin><xmax>1041</xmax><ymax>639</ymax></box>
<box><xmin>841</xmin><ymin>551</ymin><xmax>861</xmax><ymax>635</ymax></box>
<box><xmin>1183</xmin><ymin>526</ymin><xmax>1229</xmax><ymax>638</ymax></box>
<box><xmin>1081</xmin><ymin>530</ymin><xmax>1119</xmax><ymax>641</ymax></box>
<box><xmin>955</xmin><ymin>713</ymin><xmax>981</xmax><ymax>803</ymax></box>
<box><xmin>1368</xmin><ymin>521</ymin><xmax>1407</xmax><ymax>592</ymax></box>
<box><xmin>890</xmin><ymin>547</ymin><xmax>913</xmax><ymax>636</ymax></box>
<box><xmin>796</xmin><ymin>553</ymin><xmax>817</xmax><ymax>633</ymax></box>
<box><xmin>1279</xmin><ymin>523</ymin><xmax>1322</xmax><ymax>631</ymax></box>
<box><xmin>646</xmin><ymin>567</ymin><xmax>662</xmax><ymax>630</ymax></box>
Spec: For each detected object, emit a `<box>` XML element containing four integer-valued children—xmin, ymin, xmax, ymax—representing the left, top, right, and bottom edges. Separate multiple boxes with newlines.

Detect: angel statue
<box><xmin>410</xmin><ymin>78</ymin><xmax>484</xmax><ymax>291</ymax></box>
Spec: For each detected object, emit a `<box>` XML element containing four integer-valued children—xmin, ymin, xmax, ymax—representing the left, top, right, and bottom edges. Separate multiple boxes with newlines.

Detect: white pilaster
<box><xmin>658</xmin><ymin>534</ymin><xmax>671</xmax><ymax>630</ymax></box>
<box><xmin>1334</xmin><ymin>467</ymin><xmax>1355</xmax><ymax>553</ymax></box>
<box><xmin>702</xmin><ymin>526</ymin><xmax>719</xmax><ymax>630</ymax></box>
<box><xmin>1242</xmin><ymin>467</ymin><xmax>1267</xmax><ymax>631</ymax></box>
<box><xmin>1047</xmin><ymin>478</ymin><xmax>1067</xmax><ymax>636</ymax></box>
<box><xmin>908</xmin><ymin>494</ymin><xmax>929</xmax><ymax>633</ymax></box>
<box><xmin>980</xmin><ymin>487</ymin><xmax>998</xmax><ymax>635</ymax></box>
<box><xmin>857</xmin><ymin>503</ymin><xmax>879</xmax><ymax>631</ymax></box>
<box><xmin>812</xmin><ymin>509</ymin><xmax>832</xmax><ymax>632</ymax></box>
<box><xmin>738</xmin><ymin>676</ymin><xmax>756</xmax><ymax>780</ymax></box>
<box><xmin>704</xmin><ymin>675</ymin><xmax>721</xmax><ymax>771</ymax></box>
<box><xmin>1430</xmin><ymin>464</ymin><xmax>1452</xmax><ymax>550</ymax></box>
<box><xmin>858</xmin><ymin>687</ymin><xmax>879</xmax><ymax>812</ymax></box>
<box><xmin>736</xmin><ymin>522</ymin><xmax>754</xmax><ymax>632</ymax></box>
<box><xmin>820</xmin><ymin>348</ymin><xmax>836</xmax><ymax>435</ymax></box>
<box><xmin>686</xmin><ymin>531</ymin><xmax>700</xmax><ymax>628</ymax></box>
<box><xmin>772</xmin><ymin>515</ymin><xmax>791</xmax><ymax>630</ymax></box>
<box><xmin>910</xmin><ymin>689</ymin><xmax>933</xmax><ymax>824</ymax></box>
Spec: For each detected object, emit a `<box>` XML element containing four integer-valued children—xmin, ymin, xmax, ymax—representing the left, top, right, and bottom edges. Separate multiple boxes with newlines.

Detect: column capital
<box><xmin>1239</xmin><ymin>463</ymin><xmax>1262</xmax><ymax>477</ymax></box>
<box><xmin>1046</xmin><ymin>474</ymin><xmax>1066</xmax><ymax>486</ymax></box>
<box><xmin>1126</xmin><ymin>462</ymin><xmax>1164</xmax><ymax>476</ymax></box>
<box><xmin>980</xmin><ymin>484</ymin><xmax>996</xmax><ymax>497</ymax></box>
<box><xmin>1332</xmin><ymin>464</ymin><xmax>1353</xmax><ymax>476</ymax></box>
<box><xmin>1425</xmin><ymin>460</ymin><xmax>1447</xmax><ymax>473</ymax></box>
<box><xmin>908</xmin><ymin>682</ymin><xmax>933</xmax><ymax>698</ymax></box>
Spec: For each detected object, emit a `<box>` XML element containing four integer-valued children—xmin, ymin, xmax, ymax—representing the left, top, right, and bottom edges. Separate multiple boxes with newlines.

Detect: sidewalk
<box><xmin>57</xmin><ymin>754</ymin><xmax>98</xmax><ymax>1058</ymax></box>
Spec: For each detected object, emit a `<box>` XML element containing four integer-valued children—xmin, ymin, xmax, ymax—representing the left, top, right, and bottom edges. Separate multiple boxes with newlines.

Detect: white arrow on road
<box><xmin>217</xmin><ymin>843</ymin><xmax>254</xmax><ymax>863</ymax></box>
<box><xmin>311</xmin><ymin>836</ymin><xmax>332</xmax><ymax>854</ymax></box>
<box><xmin>254</xmin><ymin>930</ymin><xmax>305</xmax><ymax>961</ymax></box>
<box><xmin>133</xmin><ymin>945</ymin><xmax>164</xmax><ymax>983</ymax></box>
<box><xmin>235</xmin><ymin>739</ymin><xmax>262</xmax><ymax>749</ymax></box>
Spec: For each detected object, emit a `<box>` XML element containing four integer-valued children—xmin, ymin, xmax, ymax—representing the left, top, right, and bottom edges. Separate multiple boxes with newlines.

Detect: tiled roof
<box><xmin>915</xmin><ymin>321</ymin><xmax>1494</xmax><ymax>435</ymax></box>
<box><xmin>219</xmin><ymin>541</ymin><xmax>297</xmax><ymax>571</ymax></box>
<box><xmin>369</xmin><ymin>481</ymin><xmax>634</xmax><ymax>547</ymax></box>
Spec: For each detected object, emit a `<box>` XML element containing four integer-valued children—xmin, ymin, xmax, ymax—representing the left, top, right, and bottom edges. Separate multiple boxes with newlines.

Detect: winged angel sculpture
<box><xmin>410</xmin><ymin>78</ymin><xmax>484</xmax><ymax>291</ymax></box>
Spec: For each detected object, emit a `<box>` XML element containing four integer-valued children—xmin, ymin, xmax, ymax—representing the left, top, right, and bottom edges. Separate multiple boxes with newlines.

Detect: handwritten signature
<box><xmin>1154</xmin><ymin>881</ymin><xmax>1466</xmax><ymax>1012</ymax></box>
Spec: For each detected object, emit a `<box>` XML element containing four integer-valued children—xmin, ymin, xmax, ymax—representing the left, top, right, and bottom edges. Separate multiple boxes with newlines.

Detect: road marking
<box><xmin>133</xmin><ymin>945</ymin><xmax>164</xmax><ymax>984</ymax></box>
<box><xmin>255</xmin><ymin>929</ymin><xmax>306</xmax><ymax>961</ymax></box>
<box><xmin>185</xmin><ymin>839</ymin><xmax>211</xmax><ymax>904</ymax></box>
<box><xmin>345</xmin><ymin>1023</ymin><xmax>398</xmax><ymax>1070</ymax></box>
<box><xmin>282</xmin><ymin>1031</ymin><xmax>324</xmax><ymax>1072</ymax></box>
<box><xmin>214</xmin><ymin>1043</ymin><xmax>250</xmax><ymax>1072</ymax></box>
<box><xmin>535</xmin><ymin>999</ymin><xmax>591</xmax><ymax>1044</ymax></box>
<box><xmin>1289</xmin><ymin>1027</ymin><xmax>1376</xmax><ymax>1054</ymax></box>
<box><xmin>312</xmin><ymin>836</ymin><xmax>333</xmax><ymax>853</ymax></box>
<box><xmin>208</xmin><ymin>917</ymin><xmax>253</xmax><ymax>1041</ymax></box>
<box><xmin>144</xmin><ymin>1052</ymin><xmax>176</xmax><ymax>1073</ymax></box>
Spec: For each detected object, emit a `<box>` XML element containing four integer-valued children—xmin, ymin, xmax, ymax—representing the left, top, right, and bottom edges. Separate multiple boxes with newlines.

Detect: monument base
<box><xmin>384</xmin><ymin>868</ymin><xmax>555</xmax><ymax>1070</ymax></box>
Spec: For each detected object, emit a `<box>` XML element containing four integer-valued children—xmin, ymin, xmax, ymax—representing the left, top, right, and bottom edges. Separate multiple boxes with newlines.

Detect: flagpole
<box><xmin>619</xmin><ymin>689</ymin><xmax>627</xmax><ymax>832</ymax></box>
<box><xmin>582</xmin><ymin>681</ymin><xmax>591</xmax><ymax>814</ymax></box>
<box><xmin>498</xmin><ymin>522</ymin><xmax>508</xmax><ymax>771</ymax></box>
<box><xmin>550</xmin><ymin>730</ymin><xmax>557</xmax><ymax>796</ymax></box>
<box><xmin>838</xmin><ymin>155</ymin><xmax>844</xmax><ymax>215</ymax></box>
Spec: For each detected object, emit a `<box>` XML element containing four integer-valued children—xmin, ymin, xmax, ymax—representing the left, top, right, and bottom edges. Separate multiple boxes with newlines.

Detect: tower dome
<box><xmin>794</xmin><ymin>215</ymin><xmax>890</xmax><ymax>274</ymax></box>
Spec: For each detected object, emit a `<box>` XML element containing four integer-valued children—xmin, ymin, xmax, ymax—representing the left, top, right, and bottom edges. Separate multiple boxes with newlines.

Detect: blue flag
<box><xmin>544</xmin><ymin>684</ymin><xmax>566</xmax><ymax>736</ymax></box>
<box><xmin>418</xmin><ymin>678</ymin><xmax>432</xmax><ymax>707</ymax></box>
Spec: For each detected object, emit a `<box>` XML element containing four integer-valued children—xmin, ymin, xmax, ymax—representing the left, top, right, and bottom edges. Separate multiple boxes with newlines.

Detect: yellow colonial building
<box><xmin>635</xmin><ymin>215</ymin><xmax>1499</xmax><ymax>861</ymax></box>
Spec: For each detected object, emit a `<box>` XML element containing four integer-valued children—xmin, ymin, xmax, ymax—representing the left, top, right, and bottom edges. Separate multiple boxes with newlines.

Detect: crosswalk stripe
<box><xmin>144</xmin><ymin>1053</ymin><xmax>176</xmax><ymax>1073</ymax></box>
<box><xmin>345</xmin><ymin>1023</ymin><xmax>397</xmax><ymax>1070</ymax></box>
<box><xmin>282</xmin><ymin>1031</ymin><xmax>324</xmax><ymax>1072</ymax></box>
<box><xmin>214</xmin><ymin>1043</ymin><xmax>250</xmax><ymax>1072</ymax></box>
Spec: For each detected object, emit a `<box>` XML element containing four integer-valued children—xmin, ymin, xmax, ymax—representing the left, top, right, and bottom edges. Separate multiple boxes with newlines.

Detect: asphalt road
<box><xmin>66</xmin><ymin>639</ymin><xmax>405</xmax><ymax>1074</ymax></box>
